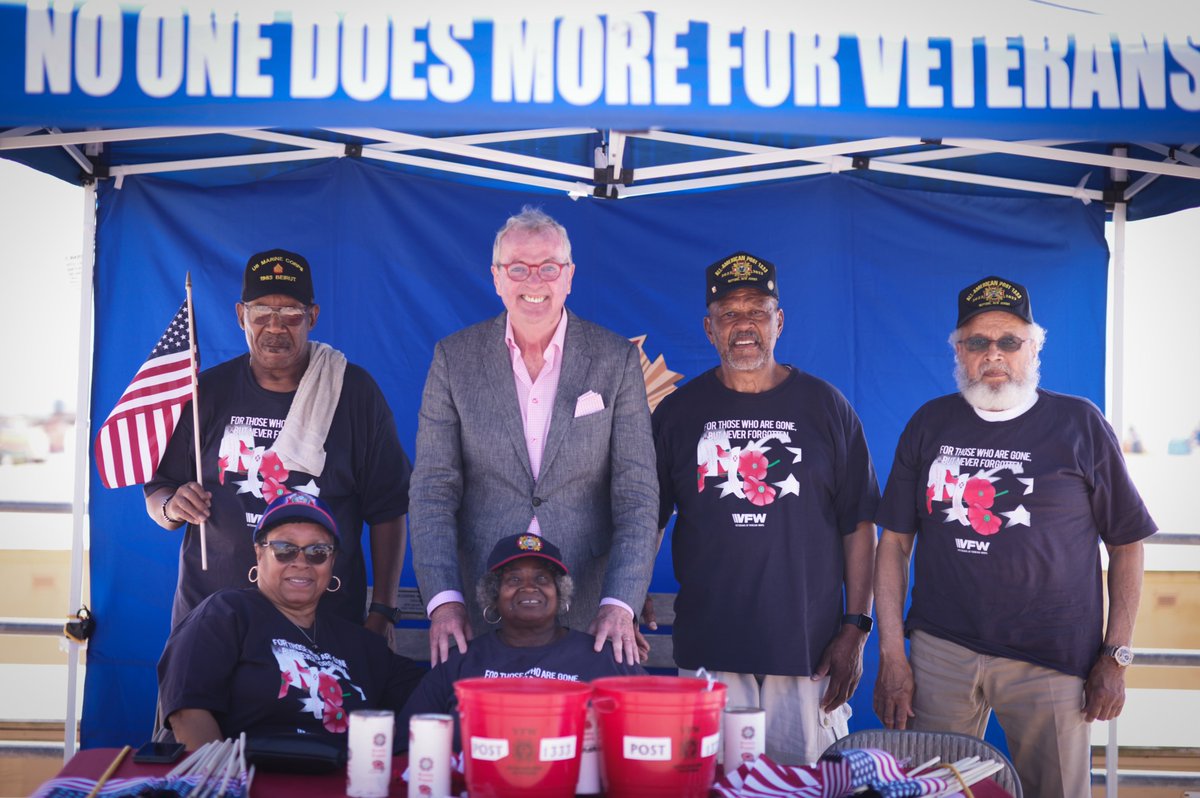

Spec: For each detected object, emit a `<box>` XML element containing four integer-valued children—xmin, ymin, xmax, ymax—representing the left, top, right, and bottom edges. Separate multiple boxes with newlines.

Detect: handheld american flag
<box><xmin>95</xmin><ymin>301</ymin><xmax>198</xmax><ymax>489</ymax></box>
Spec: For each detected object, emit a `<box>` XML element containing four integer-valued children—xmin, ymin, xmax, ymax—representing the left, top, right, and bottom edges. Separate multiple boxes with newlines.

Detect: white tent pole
<box><xmin>65</xmin><ymin>180</ymin><xmax>97</xmax><ymax>761</ymax></box>
<box><xmin>1110</xmin><ymin>149</ymin><xmax>1128</xmax><ymax>447</ymax></box>
<box><xmin>1106</xmin><ymin>148</ymin><xmax>1127</xmax><ymax>798</ymax></box>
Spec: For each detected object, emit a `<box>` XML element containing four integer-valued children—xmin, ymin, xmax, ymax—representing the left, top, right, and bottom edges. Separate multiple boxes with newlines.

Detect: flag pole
<box><xmin>186</xmin><ymin>272</ymin><xmax>207</xmax><ymax>570</ymax></box>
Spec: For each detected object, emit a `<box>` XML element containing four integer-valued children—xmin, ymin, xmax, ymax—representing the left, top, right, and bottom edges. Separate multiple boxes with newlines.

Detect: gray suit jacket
<box><xmin>409</xmin><ymin>310</ymin><xmax>659</xmax><ymax>634</ymax></box>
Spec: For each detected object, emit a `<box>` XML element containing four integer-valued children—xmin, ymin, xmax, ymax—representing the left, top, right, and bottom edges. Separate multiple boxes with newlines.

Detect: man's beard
<box><xmin>955</xmin><ymin>359</ymin><xmax>1040</xmax><ymax>412</ymax></box>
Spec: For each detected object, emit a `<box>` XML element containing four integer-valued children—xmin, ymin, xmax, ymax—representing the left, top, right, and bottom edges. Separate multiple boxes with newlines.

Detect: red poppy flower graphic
<box><xmin>964</xmin><ymin>478</ymin><xmax>995</xmax><ymax>508</ymax></box>
<box><xmin>925</xmin><ymin>485</ymin><xmax>936</xmax><ymax>515</ymax></box>
<box><xmin>697</xmin><ymin>463</ymin><xmax>708</xmax><ymax>492</ymax></box>
<box><xmin>218</xmin><ymin>455</ymin><xmax>229</xmax><ymax>485</ymax></box>
<box><xmin>260</xmin><ymin>451</ymin><xmax>289</xmax><ymax>480</ymax></box>
<box><xmin>743</xmin><ymin>475</ymin><xmax>776</xmax><ymax>507</ymax></box>
<box><xmin>262</xmin><ymin>475</ymin><xmax>290</xmax><ymax>502</ymax></box>
<box><xmin>738</xmin><ymin>450</ymin><xmax>769</xmax><ymax>481</ymax></box>
<box><xmin>318</xmin><ymin>672</ymin><xmax>343</xmax><ymax>705</ymax></box>
<box><xmin>323</xmin><ymin>702</ymin><xmax>348</xmax><ymax>733</ymax></box>
<box><xmin>941</xmin><ymin>471</ymin><xmax>955</xmax><ymax>500</ymax></box>
<box><xmin>278</xmin><ymin>670</ymin><xmax>293</xmax><ymax>699</ymax></box>
<box><xmin>968</xmin><ymin>504</ymin><xmax>1002</xmax><ymax>536</ymax></box>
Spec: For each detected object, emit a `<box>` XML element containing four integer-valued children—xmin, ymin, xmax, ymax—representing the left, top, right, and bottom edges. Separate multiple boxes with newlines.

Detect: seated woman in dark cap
<box><xmin>399</xmin><ymin>533</ymin><xmax>644</xmax><ymax>743</ymax></box>
<box><xmin>158</xmin><ymin>493</ymin><xmax>423</xmax><ymax>749</ymax></box>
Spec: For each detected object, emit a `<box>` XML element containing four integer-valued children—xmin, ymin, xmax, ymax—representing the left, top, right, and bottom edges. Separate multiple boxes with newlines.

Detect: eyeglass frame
<box><xmin>241</xmin><ymin>303</ymin><xmax>313</xmax><ymax>327</ymax></box>
<box><xmin>257</xmin><ymin>540</ymin><xmax>337</xmax><ymax>565</ymax></box>
<box><xmin>494</xmin><ymin>260</ymin><xmax>571</xmax><ymax>282</ymax></box>
<box><xmin>957</xmin><ymin>334</ymin><xmax>1032</xmax><ymax>353</ymax></box>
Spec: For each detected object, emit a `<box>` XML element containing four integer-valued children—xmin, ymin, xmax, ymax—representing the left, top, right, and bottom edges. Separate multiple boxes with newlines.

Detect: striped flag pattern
<box><xmin>95</xmin><ymin>301</ymin><xmax>196</xmax><ymax>489</ymax></box>
<box><xmin>713</xmin><ymin>750</ymin><xmax>953</xmax><ymax>798</ymax></box>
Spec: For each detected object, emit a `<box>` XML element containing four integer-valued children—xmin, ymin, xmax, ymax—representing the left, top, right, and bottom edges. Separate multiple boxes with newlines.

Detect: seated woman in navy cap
<box><xmin>398</xmin><ymin>533</ymin><xmax>645</xmax><ymax>747</ymax></box>
<box><xmin>158</xmin><ymin>493</ymin><xmax>423</xmax><ymax>749</ymax></box>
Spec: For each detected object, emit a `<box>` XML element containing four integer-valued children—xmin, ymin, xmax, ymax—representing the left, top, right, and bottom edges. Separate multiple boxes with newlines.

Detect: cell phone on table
<box><xmin>133</xmin><ymin>741</ymin><xmax>186</xmax><ymax>764</ymax></box>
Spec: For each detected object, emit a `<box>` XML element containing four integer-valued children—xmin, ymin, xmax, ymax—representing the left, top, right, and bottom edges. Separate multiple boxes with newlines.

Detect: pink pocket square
<box><xmin>574</xmin><ymin>391</ymin><xmax>605</xmax><ymax>417</ymax></box>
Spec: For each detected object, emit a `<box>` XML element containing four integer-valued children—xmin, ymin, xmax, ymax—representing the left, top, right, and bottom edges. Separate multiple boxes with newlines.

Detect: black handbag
<box><xmin>244</xmin><ymin>734</ymin><xmax>346</xmax><ymax>774</ymax></box>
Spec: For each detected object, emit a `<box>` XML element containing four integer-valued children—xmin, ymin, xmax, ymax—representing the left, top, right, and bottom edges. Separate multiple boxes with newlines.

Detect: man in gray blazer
<box><xmin>409</xmin><ymin>207</ymin><xmax>659</xmax><ymax>666</ymax></box>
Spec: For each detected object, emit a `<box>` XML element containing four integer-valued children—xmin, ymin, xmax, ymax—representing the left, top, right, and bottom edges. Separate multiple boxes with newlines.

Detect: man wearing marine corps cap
<box><xmin>652</xmin><ymin>252</ymin><xmax>880</xmax><ymax>765</ymax></box>
<box><xmin>873</xmin><ymin>275</ymin><xmax>1156</xmax><ymax>797</ymax></box>
<box><xmin>145</xmin><ymin>248</ymin><xmax>412</xmax><ymax>637</ymax></box>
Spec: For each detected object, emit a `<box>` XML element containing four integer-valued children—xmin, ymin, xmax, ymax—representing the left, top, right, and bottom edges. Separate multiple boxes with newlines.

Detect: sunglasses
<box><xmin>959</xmin><ymin>335</ymin><xmax>1030</xmax><ymax>353</ymax></box>
<box><xmin>258</xmin><ymin>540</ymin><xmax>336</xmax><ymax>565</ymax></box>
<box><xmin>243</xmin><ymin>304</ymin><xmax>310</xmax><ymax>327</ymax></box>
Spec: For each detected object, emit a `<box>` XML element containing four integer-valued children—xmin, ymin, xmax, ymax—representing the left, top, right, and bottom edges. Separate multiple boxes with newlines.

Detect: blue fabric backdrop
<box><xmin>85</xmin><ymin>157</ymin><xmax>1108</xmax><ymax>750</ymax></box>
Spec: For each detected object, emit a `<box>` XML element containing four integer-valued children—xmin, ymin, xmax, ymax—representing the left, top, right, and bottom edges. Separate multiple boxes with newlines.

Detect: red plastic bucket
<box><xmin>454</xmin><ymin>677</ymin><xmax>592</xmax><ymax>798</ymax></box>
<box><xmin>591</xmin><ymin>676</ymin><xmax>727</xmax><ymax>798</ymax></box>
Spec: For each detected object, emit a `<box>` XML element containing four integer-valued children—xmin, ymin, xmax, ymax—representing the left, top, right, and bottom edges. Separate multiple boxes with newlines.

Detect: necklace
<box><xmin>290</xmin><ymin>618</ymin><xmax>319</xmax><ymax>651</ymax></box>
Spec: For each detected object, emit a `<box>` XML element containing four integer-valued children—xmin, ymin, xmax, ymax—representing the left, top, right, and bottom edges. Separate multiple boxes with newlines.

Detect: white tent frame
<box><xmin>8</xmin><ymin>123</ymin><xmax>1200</xmax><ymax>762</ymax></box>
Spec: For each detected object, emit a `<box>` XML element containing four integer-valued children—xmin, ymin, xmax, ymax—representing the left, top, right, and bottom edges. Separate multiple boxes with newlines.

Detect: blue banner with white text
<box><xmin>3</xmin><ymin>1</ymin><xmax>1199</xmax><ymax>140</ymax></box>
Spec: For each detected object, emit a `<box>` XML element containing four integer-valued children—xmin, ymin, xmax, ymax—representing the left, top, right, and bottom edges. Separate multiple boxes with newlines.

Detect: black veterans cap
<box><xmin>957</xmin><ymin>276</ymin><xmax>1033</xmax><ymax>328</ymax></box>
<box><xmin>486</xmin><ymin>534</ymin><xmax>569</xmax><ymax>574</ymax></box>
<box><xmin>706</xmin><ymin>251</ymin><xmax>778</xmax><ymax>305</ymax></box>
<box><xmin>242</xmin><ymin>249</ymin><xmax>315</xmax><ymax>304</ymax></box>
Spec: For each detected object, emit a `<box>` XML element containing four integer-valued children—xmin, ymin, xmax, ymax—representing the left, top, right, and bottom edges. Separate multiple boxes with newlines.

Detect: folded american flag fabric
<box><xmin>32</xmin><ymin>773</ymin><xmax>246</xmax><ymax>798</ymax></box>
<box><xmin>712</xmin><ymin>749</ymin><xmax>955</xmax><ymax>798</ymax></box>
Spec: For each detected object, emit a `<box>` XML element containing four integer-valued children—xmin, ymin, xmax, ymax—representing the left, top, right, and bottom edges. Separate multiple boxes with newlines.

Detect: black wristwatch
<box><xmin>368</xmin><ymin>602</ymin><xmax>402</xmax><ymax>623</ymax></box>
<box><xmin>842</xmin><ymin>613</ymin><xmax>874</xmax><ymax>633</ymax></box>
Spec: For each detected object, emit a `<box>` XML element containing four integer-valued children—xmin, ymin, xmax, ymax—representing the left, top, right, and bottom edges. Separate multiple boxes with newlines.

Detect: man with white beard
<box><xmin>872</xmin><ymin>276</ymin><xmax>1157</xmax><ymax>798</ymax></box>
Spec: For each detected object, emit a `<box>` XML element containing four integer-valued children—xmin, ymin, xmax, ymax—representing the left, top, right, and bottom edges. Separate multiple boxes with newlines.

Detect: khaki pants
<box><xmin>683</xmin><ymin>669</ymin><xmax>851</xmax><ymax>766</ymax></box>
<box><xmin>909</xmin><ymin>630</ymin><xmax>1091</xmax><ymax>798</ymax></box>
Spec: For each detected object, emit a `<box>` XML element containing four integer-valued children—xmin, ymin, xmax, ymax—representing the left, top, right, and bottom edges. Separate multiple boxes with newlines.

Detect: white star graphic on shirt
<box><xmin>942</xmin><ymin>503</ymin><xmax>970</xmax><ymax>525</ymax></box>
<box><xmin>294</xmin><ymin>480</ymin><xmax>320</xmax><ymax>496</ymax></box>
<box><xmin>1018</xmin><ymin>478</ymin><xmax>1035</xmax><ymax>495</ymax></box>
<box><xmin>774</xmin><ymin>473</ymin><xmax>801</xmax><ymax>497</ymax></box>
<box><xmin>717</xmin><ymin>474</ymin><xmax>745</xmax><ymax>499</ymax></box>
<box><xmin>233</xmin><ymin>478</ymin><xmax>255</xmax><ymax>495</ymax></box>
<box><xmin>300</xmin><ymin>695</ymin><xmax>325</xmax><ymax>717</ymax></box>
<box><xmin>785</xmin><ymin>446</ymin><xmax>804</xmax><ymax>464</ymax></box>
<box><xmin>1002</xmin><ymin>505</ymin><xmax>1032</xmax><ymax>527</ymax></box>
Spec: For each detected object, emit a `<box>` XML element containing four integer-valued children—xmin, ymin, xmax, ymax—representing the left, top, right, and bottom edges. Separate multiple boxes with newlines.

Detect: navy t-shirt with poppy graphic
<box><xmin>653</xmin><ymin>367</ymin><xmax>879</xmax><ymax>675</ymax></box>
<box><xmin>876</xmin><ymin>389</ymin><xmax>1157</xmax><ymax>678</ymax></box>
<box><xmin>158</xmin><ymin>589</ymin><xmax>423</xmax><ymax>744</ymax></box>
<box><xmin>146</xmin><ymin>354</ymin><xmax>412</xmax><ymax>629</ymax></box>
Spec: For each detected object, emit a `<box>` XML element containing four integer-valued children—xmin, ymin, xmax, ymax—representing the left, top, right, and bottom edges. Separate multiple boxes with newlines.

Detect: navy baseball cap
<box><xmin>957</xmin><ymin>276</ymin><xmax>1034</xmax><ymax>328</ymax></box>
<box><xmin>705</xmin><ymin>251</ymin><xmax>778</xmax><ymax>306</ymax></box>
<box><xmin>486</xmin><ymin>534</ymin><xmax>569</xmax><ymax>574</ymax></box>
<box><xmin>242</xmin><ymin>248</ymin><xmax>315</xmax><ymax>304</ymax></box>
<box><xmin>253</xmin><ymin>492</ymin><xmax>339</xmax><ymax>542</ymax></box>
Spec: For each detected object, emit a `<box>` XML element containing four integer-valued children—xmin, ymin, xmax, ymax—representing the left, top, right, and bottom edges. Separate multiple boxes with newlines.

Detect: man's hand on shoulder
<box><xmin>813</xmin><ymin>625</ymin><xmax>867</xmax><ymax>712</ymax></box>
<box><xmin>590</xmin><ymin>604</ymin><xmax>637</xmax><ymax>665</ymax></box>
<box><xmin>874</xmin><ymin>649</ymin><xmax>916</xmax><ymax>730</ymax></box>
<box><xmin>429</xmin><ymin>602</ymin><xmax>470</xmax><ymax>666</ymax></box>
<box><xmin>1084</xmin><ymin>655</ymin><xmax>1127</xmax><ymax>722</ymax></box>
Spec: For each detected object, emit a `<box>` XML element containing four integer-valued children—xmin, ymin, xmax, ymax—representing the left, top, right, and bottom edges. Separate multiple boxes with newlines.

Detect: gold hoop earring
<box><xmin>483</xmin><ymin>605</ymin><xmax>501</xmax><ymax>624</ymax></box>
<box><xmin>247</xmin><ymin>566</ymin><xmax>258</xmax><ymax>584</ymax></box>
<box><xmin>326</xmin><ymin>576</ymin><xmax>342</xmax><ymax>593</ymax></box>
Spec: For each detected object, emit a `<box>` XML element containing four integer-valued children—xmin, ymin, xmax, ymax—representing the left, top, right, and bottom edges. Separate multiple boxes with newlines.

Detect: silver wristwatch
<box><xmin>1101</xmin><ymin>644</ymin><xmax>1134</xmax><ymax>667</ymax></box>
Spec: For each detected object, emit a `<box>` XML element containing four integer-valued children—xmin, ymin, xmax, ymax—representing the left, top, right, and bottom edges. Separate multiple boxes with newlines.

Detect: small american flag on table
<box><xmin>95</xmin><ymin>301</ymin><xmax>197</xmax><ymax>489</ymax></box>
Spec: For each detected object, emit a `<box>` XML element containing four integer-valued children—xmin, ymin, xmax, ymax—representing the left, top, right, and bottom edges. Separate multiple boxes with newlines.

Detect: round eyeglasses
<box><xmin>959</xmin><ymin>335</ymin><xmax>1030</xmax><ymax>353</ymax></box>
<box><xmin>496</xmin><ymin>261</ymin><xmax>569</xmax><ymax>282</ymax></box>
<box><xmin>258</xmin><ymin>540</ymin><xmax>336</xmax><ymax>565</ymax></box>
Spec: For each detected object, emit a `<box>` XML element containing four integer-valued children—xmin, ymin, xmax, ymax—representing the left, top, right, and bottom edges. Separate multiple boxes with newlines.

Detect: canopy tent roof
<box><xmin>3</xmin><ymin>1</ymin><xmax>1200</xmax><ymax>218</ymax></box>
